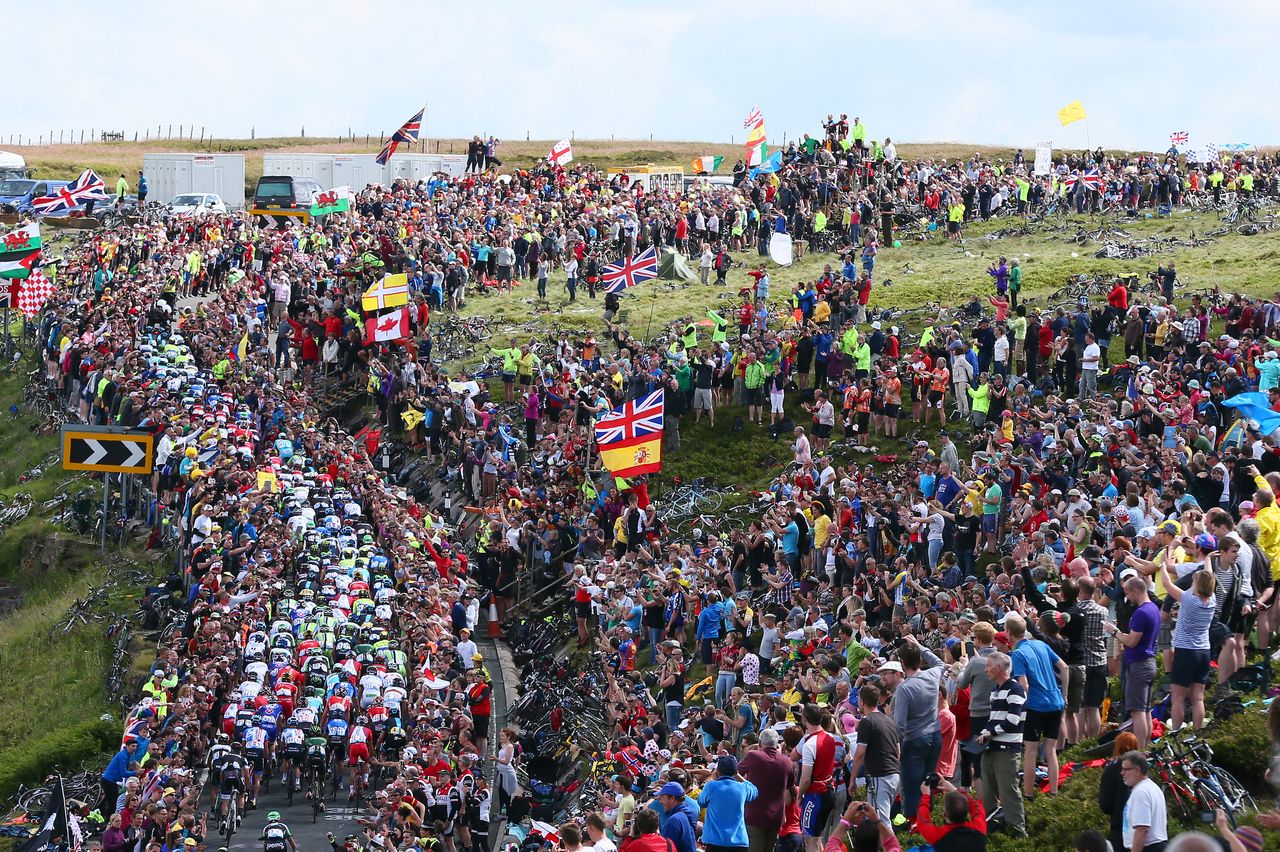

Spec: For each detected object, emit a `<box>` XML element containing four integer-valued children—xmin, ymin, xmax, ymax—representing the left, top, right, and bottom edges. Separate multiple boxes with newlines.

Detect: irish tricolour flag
<box><xmin>691</xmin><ymin>156</ymin><xmax>723</xmax><ymax>174</ymax></box>
<box><xmin>310</xmin><ymin>186</ymin><xmax>353</xmax><ymax>217</ymax></box>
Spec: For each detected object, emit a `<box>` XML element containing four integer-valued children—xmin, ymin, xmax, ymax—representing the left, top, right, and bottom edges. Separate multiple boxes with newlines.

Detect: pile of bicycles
<box><xmin>104</xmin><ymin>617</ymin><xmax>136</xmax><ymax>705</ymax></box>
<box><xmin>506</xmin><ymin>651</ymin><xmax>617</xmax><ymax>823</ymax></box>
<box><xmin>1149</xmin><ymin>730</ymin><xmax>1258</xmax><ymax>827</ymax></box>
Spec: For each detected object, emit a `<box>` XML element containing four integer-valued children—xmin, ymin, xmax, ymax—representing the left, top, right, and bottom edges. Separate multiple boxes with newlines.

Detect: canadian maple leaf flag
<box><xmin>365</xmin><ymin>306</ymin><xmax>410</xmax><ymax>343</ymax></box>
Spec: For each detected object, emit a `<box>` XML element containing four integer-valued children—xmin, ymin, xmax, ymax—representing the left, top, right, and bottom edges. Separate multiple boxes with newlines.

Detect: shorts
<box><xmin>245</xmin><ymin>749</ymin><xmax>265</xmax><ymax>772</ymax></box>
<box><xmin>883</xmin><ymin>403</ymin><xmax>900</xmax><ymax>419</ymax></box>
<box><xmin>693</xmin><ymin>388</ymin><xmax>714</xmax><ymax>411</ymax></box>
<box><xmin>1171</xmin><ymin>647</ymin><xmax>1212</xmax><ymax>688</ymax></box>
<box><xmin>501</xmin><ymin>371</ymin><xmax>516</xmax><ymax>384</ymax></box>
<box><xmin>1123</xmin><ymin>657</ymin><xmax>1157</xmax><ymax>715</ymax></box>
<box><xmin>746</xmin><ymin>387</ymin><xmax>763</xmax><ymax>405</ymax></box>
<box><xmin>770</xmin><ymin>391</ymin><xmax>785</xmax><ymax>414</ymax></box>
<box><xmin>799</xmin><ymin>790</ymin><xmax>834</xmax><ymax>837</ymax></box>
<box><xmin>1157</xmin><ymin>611</ymin><xmax>1174</xmax><ymax>653</ymax></box>
<box><xmin>1022</xmin><ymin>708</ymin><xmax>1062</xmax><ymax>742</ymax></box>
<box><xmin>856</xmin><ymin>412</ymin><xmax>870</xmax><ymax>434</ymax></box>
<box><xmin>1083</xmin><ymin>665</ymin><xmax>1109</xmax><ymax>708</ymax></box>
<box><xmin>473</xmin><ymin>714</ymin><xmax>490</xmax><ymax>740</ymax></box>
<box><xmin>519</xmin><ymin>374</ymin><xmax>532</xmax><ymax>386</ymax></box>
<box><xmin>347</xmin><ymin>742</ymin><xmax>370</xmax><ymax>766</ymax></box>
<box><xmin>981</xmin><ymin>513</ymin><xmax>998</xmax><ymax>533</ymax></box>
<box><xmin>947</xmin><ymin>220</ymin><xmax>960</xmax><ymax>234</ymax></box>
<box><xmin>1066</xmin><ymin>664</ymin><xmax>1086</xmax><ymax>713</ymax></box>
<box><xmin>575</xmin><ymin>601</ymin><xmax>591</xmax><ymax>620</ymax></box>
<box><xmin>928</xmin><ymin>390</ymin><xmax>944</xmax><ymax>406</ymax></box>
<box><xmin>814</xmin><ymin>423</ymin><xmax>832</xmax><ymax>439</ymax></box>
<box><xmin>281</xmin><ymin>745</ymin><xmax>304</xmax><ymax>760</ymax></box>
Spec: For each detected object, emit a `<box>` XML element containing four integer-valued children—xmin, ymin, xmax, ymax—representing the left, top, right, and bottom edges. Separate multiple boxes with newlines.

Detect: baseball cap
<box><xmin>993</xmin><ymin>631</ymin><xmax>1011</xmax><ymax>646</ymax></box>
<box><xmin>1240</xmin><ymin>500</ymin><xmax>1257</xmax><ymax>517</ymax></box>
<box><xmin>716</xmin><ymin>755</ymin><xmax>739</xmax><ymax>776</ymax></box>
<box><xmin>1137</xmin><ymin>526</ymin><xmax>1157</xmax><ymax>539</ymax></box>
<box><xmin>1157</xmin><ymin>520</ymin><xmax>1181</xmax><ymax>536</ymax></box>
<box><xmin>1194</xmin><ymin>532</ymin><xmax>1218</xmax><ymax>551</ymax></box>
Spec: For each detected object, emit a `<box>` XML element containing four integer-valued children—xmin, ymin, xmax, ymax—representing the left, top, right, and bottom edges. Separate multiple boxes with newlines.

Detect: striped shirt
<box><xmin>983</xmin><ymin>678</ymin><xmax>1026</xmax><ymax>751</ymax></box>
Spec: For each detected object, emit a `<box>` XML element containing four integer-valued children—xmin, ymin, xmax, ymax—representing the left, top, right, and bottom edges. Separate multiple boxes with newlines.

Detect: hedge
<box><xmin>0</xmin><ymin>719</ymin><xmax>118</xmax><ymax>802</ymax></box>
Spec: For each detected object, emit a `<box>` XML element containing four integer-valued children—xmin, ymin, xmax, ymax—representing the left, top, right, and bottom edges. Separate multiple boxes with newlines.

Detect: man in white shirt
<box><xmin>1079</xmin><ymin>333</ymin><xmax>1101</xmax><ymax>400</ymax></box>
<box><xmin>1120</xmin><ymin>751</ymin><xmax>1167</xmax><ymax>852</ymax></box>
<box><xmin>993</xmin><ymin>326</ymin><xmax>1010</xmax><ymax>377</ymax></box>
<box><xmin>456</xmin><ymin>628</ymin><xmax>478</xmax><ymax>670</ymax></box>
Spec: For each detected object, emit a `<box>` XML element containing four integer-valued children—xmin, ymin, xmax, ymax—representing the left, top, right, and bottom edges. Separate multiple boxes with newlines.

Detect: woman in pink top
<box><xmin>523</xmin><ymin>388</ymin><xmax>541</xmax><ymax>445</ymax></box>
<box><xmin>988</xmin><ymin>293</ymin><xmax>1010</xmax><ymax>323</ymax></box>
<box><xmin>936</xmin><ymin>687</ymin><xmax>958</xmax><ymax>782</ymax></box>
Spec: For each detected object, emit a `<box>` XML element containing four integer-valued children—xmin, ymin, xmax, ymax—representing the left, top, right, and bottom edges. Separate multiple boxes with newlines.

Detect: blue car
<box><xmin>0</xmin><ymin>178</ymin><xmax>69</xmax><ymax>213</ymax></box>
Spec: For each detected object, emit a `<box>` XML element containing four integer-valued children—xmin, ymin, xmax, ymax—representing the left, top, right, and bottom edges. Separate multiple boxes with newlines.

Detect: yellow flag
<box><xmin>361</xmin><ymin>273</ymin><xmax>409</xmax><ymax>312</ymax></box>
<box><xmin>257</xmin><ymin>470</ymin><xmax>279</xmax><ymax>492</ymax></box>
<box><xmin>1057</xmin><ymin>100</ymin><xmax>1087</xmax><ymax>126</ymax></box>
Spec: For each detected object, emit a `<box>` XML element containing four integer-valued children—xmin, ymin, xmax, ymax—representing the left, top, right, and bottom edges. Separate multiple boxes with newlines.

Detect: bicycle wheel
<box><xmin>1193</xmin><ymin>780</ymin><xmax>1227</xmax><ymax>823</ymax></box>
<box><xmin>1214</xmin><ymin>769</ymin><xmax>1259</xmax><ymax>817</ymax></box>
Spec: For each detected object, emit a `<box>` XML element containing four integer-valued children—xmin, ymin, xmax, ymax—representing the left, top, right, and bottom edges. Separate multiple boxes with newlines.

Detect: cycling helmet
<box><xmin>356</xmin><ymin>714</ymin><xmax>370</xmax><ymax>725</ymax></box>
<box><xmin>268</xmin><ymin>811</ymin><xmax>281</xmax><ymax>821</ymax></box>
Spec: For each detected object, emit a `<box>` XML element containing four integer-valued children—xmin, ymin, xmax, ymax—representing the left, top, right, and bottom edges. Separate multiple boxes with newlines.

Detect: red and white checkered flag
<box><xmin>17</xmin><ymin>269</ymin><xmax>54</xmax><ymax>317</ymax></box>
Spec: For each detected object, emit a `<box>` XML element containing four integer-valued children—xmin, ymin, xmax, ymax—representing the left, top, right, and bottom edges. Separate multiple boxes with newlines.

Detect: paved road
<box><xmin>217</xmin><ymin>775</ymin><xmax>375</xmax><ymax>852</ymax></box>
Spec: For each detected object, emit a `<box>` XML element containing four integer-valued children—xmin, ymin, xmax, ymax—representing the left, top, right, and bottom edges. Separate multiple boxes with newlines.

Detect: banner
<box><xmin>1033</xmin><ymin>142</ymin><xmax>1053</xmax><ymax>176</ymax></box>
<box><xmin>769</xmin><ymin>232</ymin><xmax>793</xmax><ymax>267</ymax></box>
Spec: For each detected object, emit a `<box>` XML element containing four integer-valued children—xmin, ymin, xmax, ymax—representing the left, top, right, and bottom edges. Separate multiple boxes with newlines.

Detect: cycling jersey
<box><xmin>325</xmin><ymin>718</ymin><xmax>349</xmax><ymax>744</ymax></box>
<box><xmin>261</xmin><ymin>820</ymin><xmax>292</xmax><ymax>852</ymax></box>
<box><xmin>799</xmin><ymin>730</ymin><xmax>836</xmax><ymax>793</ymax></box>
<box><xmin>244</xmin><ymin>726</ymin><xmax>267</xmax><ymax>752</ymax></box>
<box><xmin>279</xmin><ymin>728</ymin><xmax>305</xmax><ymax>754</ymax></box>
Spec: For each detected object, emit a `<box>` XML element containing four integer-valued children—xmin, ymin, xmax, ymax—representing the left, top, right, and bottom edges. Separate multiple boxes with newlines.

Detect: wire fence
<box><xmin>0</xmin><ymin>127</ymin><xmax>462</xmax><ymax>154</ymax></box>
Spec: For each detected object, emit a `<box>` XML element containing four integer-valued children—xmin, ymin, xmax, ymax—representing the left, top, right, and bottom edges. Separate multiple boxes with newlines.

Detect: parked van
<box><xmin>0</xmin><ymin>179</ymin><xmax>70</xmax><ymax>214</ymax></box>
<box><xmin>250</xmin><ymin>175</ymin><xmax>324</xmax><ymax>224</ymax></box>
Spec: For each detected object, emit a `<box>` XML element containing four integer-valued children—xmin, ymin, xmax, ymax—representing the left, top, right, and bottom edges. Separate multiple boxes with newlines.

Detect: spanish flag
<box><xmin>362</xmin><ymin>273</ymin><xmax>409</xmax><ymax>312</ymax></box>
<box><xmin>1057</xmin><ymin>100</ymin><xmax>1087</xmax><ymax>127</ymax></box>
<box><xmin>597</xmin><ymin>433</ymin><xmax>663</xmax><ymax>479</ymax></box>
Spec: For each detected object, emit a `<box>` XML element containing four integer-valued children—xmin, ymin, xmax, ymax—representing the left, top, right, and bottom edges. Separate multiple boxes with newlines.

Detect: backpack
<box><xmin>732</xmin><ymin>415</ymin><xmax>745</xmax><ymax>433</ymax></box>
<box><xmin>1248</xmin><ymin>543</ymin><xmax>1271</xmax><ymax>604</ymax></box>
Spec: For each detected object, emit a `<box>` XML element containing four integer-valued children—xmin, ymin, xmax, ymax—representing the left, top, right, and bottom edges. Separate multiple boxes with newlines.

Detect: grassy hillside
<box><xmin>456</xmin><ymin>207</ymin><xmax>1280</xmax><ymax>339</ymax></box>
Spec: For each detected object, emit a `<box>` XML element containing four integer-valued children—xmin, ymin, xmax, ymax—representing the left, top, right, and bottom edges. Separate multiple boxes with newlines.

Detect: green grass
<box><xmin>457</xmin><ymin>208</ymin><xmax>1280</xmax><ymax>340</ymax></box>
<box><xmin>0</xmin><ymin>368</ymin><xmax>154</xmax><ymax>803</ymax></box>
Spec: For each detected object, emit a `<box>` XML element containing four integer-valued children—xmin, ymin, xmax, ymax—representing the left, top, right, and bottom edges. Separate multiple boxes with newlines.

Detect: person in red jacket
<box><xmin>914</xmin><ymin>778</ymin><xmax>987</xmax><ymax>852</ymax></box>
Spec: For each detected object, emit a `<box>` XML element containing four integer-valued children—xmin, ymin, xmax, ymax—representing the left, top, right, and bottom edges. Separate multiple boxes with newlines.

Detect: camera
<box><xmin>926</xmin><ymin>772</ymin><xmax>941</xmax><ymax>789</ymax></box>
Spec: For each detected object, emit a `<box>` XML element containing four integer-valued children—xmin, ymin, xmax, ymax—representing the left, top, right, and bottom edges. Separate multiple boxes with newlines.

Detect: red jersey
<box><xmin>799</xmin><ymin>730</ymin><xmax>836</xmax><ymax>793</ymax></box>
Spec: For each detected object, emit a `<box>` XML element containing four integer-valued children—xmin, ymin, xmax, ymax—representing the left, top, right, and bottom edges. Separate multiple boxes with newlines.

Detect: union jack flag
<box><xmin>31</xmin><ymin>169</ymin><xmax>110</xmax><ymax>214</ymax></box>
<box><xmin>375</xmin><ymin>107</ymin><xmax>424</xmax><ymax>165</ymax></box>
<box><xmin>602</xmin><ymin>246</ymin><xmax>658</xmax><ymax>294</ymax></box>
<box><xmin>594</xmin><ymin>388</ymin><xmax>665</xmax><ymax>445</ymax></box>
<box><xmin>743</xmin><ymin>106</ymin><xmax>763</xmax><ymax>129</ymax></box>
<box><xmin>1063</xmin><ymin>168</ymin><xmax>1104</xmax><ymax>192</ymax></box>
<box><xmin>1170</xmin><ymin>131</ymin><xmax>1189</xmax><ymax>146</ymax></box>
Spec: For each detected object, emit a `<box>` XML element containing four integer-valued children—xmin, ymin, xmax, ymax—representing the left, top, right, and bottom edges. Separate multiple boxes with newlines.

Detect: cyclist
<box><xmin>260</xmin><ymin>811</ymin><xmax>297</xmax><ymax>852</ymax></box>
<box><xmin>207</xmin><ymin>733</ymin><xmax>232</xmax><ymax>814</ymax></box>
<box><xmin>278</xmin><ymin>718</ymin><xmax>306</xmax><ymax>793</ymax></box>
<box><xmin>217</xmin><ymin>742</ymin><xmax>249</xmax><ymax>832</ymax></box>
<box><xmin>242</xmin><ymin>718</ymin><xmax>268</xmax><ymax>809</ymax></box>
<box><xmin>346</xmin><ymin>713</ymin><xmax>374</xmax><ymax>800</ymax></box>
<box><xmin>304</xmin><ymin>726</ymin><xmax>330</xmax><ymax>807</ymax></box>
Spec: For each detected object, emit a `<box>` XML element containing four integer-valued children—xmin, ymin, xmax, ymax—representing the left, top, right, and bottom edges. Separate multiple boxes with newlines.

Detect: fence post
<box><xmin>435</xmin><ymin>140</ymin><xmax>440</xmax><ymax>153</ymax></box>
<box><xmin>251</xmin><ymin>126</ymin><xmax>255</xmax><ymax>140</ymax></box>
<box><xmin>168</xmin><ymin>125</ymin><xmax>172</xmax><ymax>139</ymax></box>
<box><xmin>134</xmin><ymin>132</ymin><xmax>138</xmax><ymax>142</ymax></box>
<box><xmin>301</xmin><ymin>126</ymin><xmax>305</xmax><ymax>138</ymax></box>
<box><xmin>200</xmin><ymin>126</ymin><xmax>205</xmax><ymax>143</ymax></box>
<box><xmin>59</xmin><ymin>130</ymin><xmax>63</xmax><ymax>143</ymax></box>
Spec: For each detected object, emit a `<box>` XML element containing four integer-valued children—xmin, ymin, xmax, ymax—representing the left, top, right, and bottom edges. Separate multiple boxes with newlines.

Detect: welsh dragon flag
<box><xmin>310</xmin><ymin>186</ymin><xmax>352</xmax><ymax>217</ymax></box>
<box><xmin>691</xmin><ymin>156</ymin><xmax>723</xmax><ymax>174</ymax></box>
<box><xmin>0</xmin><ymin>223</ymin><xmax>41</xmax><ymax>280</ymax></box>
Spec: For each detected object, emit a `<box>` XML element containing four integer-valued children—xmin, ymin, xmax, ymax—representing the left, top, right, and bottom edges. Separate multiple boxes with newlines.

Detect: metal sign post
<box><xmin>60</xmin><ymin>425</ymin><xmax>155</xmax><ymax>551</ymax></box>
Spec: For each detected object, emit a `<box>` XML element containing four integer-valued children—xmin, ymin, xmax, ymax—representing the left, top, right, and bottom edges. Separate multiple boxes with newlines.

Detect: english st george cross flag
<box><xmin>376</xmin><ymin>108</ymin><xmax>424</xmax><ymax>165</ymax></box>
<box><xmin>0</xmin><ymin>223</ymin><xmax>41</xmax><ymax>279</ymax></box>
<box><xmin>32</xmin><ymin>169</ymin><xmax>110</xmax><ymax>214</ymax></box>
<box><xmin>365</xmin><ymin>306</ymin><xmax>410</xmax><ymax>343</ymax></box>
<box><xmin>602</xmin><ymin>246</ymin><xmax>658</xmax><ymax>294</ymax></box>
<box><xmin>548</xmin><ymin>139</ymin><xmax>573</xmax><ymax>166</ymax></box>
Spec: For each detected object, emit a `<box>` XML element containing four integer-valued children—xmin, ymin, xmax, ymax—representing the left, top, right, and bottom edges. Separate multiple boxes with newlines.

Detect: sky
<box><xmin>8</xmin><ymin>0</ymin><xmax>1280</xmax><ymax>152</ymax></box>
